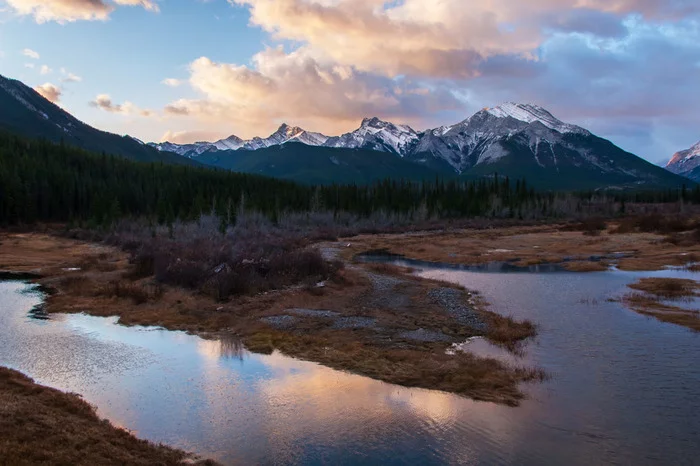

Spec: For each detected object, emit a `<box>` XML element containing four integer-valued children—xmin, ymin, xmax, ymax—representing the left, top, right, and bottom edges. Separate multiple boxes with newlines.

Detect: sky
<box><xmin>0</xmin><ymin>0</ymin><xmax>698</xmax><ymax>163</ymax></box>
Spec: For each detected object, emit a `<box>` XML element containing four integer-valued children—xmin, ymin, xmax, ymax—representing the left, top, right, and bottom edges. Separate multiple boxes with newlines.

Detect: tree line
<box><xmin>0</xmin><ymin>131</ymin><xmax>696</xmax><ymax>228</ymax></box>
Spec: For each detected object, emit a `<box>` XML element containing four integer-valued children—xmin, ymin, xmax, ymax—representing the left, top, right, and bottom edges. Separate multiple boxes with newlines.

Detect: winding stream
<box><xmin>1</xmin><ymin>263</ymin><xmax>699</xmax><ymax>465</ymax></box>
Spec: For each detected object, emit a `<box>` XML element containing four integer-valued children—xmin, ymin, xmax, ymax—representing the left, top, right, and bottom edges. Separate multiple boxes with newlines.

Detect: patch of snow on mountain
<box><xmin>476</xmin><ymin>143</ymin><xmax>508</xmax><ymax>165</ymax></box>
<box><xmin>486</xmin><ymin>103</ymin><xmax>588</xmax><ymax>134</ymax></box>
<box><xmin>213</xmin><ymin>135</ymin><xmax>244</xmax><ymax>151</ymax></box>
<box><xmin>0</xmin><ymin>76</ymin><xmax>38</xmax><ymax>113</ymax></box>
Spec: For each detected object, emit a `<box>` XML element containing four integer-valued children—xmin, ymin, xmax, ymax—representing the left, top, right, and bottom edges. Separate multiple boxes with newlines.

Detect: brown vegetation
<box><xmin>628</xmin><ymin>278</ymin><xmax>700</xmax><ymax>299</ymax></box>
<box><xmin>1</xmin><ymin>227</ymin><xmax>542</xmax><ymax>406</ymax></box>
<box><xmin>0</xmin><ymin>367</ymin><xmax>215</xmax><ymax>466</ymax></box>
<box><xmin>622</xmin><ymin>278</ymin><xmax>700</xmax><ymax>332</ymax></box>
<box><xmin>340</xmin><ymin>214</ymin><xmax>700</xmax><ymax>273</ymax></box>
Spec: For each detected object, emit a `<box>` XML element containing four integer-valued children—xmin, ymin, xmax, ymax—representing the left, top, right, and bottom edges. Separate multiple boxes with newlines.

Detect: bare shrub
<box><xmin>612</xmin><ymin>214</ymin><xmax>696</xmax><ymax>235</ymax></box>
<box><xmin>102</xmin><ymin>213</ymin><xmax>346</xmax><ymax>301</ymax></box>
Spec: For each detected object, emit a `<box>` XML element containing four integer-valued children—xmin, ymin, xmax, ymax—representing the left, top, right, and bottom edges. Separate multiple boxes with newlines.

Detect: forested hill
<box><xmin>0</xmin><ymin>74</ymin><xmax>196</xmax><ymax>166</ymax></box>
<box><xmin>0</xmin><ymin>132</ymin><xmax>696</xmax><ymax>227</ymax></box>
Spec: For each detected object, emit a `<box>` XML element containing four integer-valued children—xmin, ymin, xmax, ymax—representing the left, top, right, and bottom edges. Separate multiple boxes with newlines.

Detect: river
<box><xmin>0</xmin><ymin>263</ymin><xmax>698</xmax><ymax>465</ymax></box>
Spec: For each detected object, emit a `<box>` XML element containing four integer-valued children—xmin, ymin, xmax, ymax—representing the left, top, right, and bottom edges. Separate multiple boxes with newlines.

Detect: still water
<box><xmin>1</xmin><ymin>264</ymin><xmax>699</xmax><ymax>465</ymax></box>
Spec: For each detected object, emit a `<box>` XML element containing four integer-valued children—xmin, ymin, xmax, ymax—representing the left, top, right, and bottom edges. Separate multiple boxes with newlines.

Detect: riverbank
<box><xmin>0</xmin><ymin>367</ymin><xmax>215</xmax><ymax>465</ymax></box>
<box><xmin>339</xmin><ymin>218</ymin><xmax>700</xmax><ymax>272</ymax></box>
<box><xmin>621</xmin><ymin>278</ymin><xmax>700</xmax><ymax>331</ymax></box>
<box><xmin>0</xmin><ymin>232</ymin><xmax>541</xmax><ymax>406</ymax></box>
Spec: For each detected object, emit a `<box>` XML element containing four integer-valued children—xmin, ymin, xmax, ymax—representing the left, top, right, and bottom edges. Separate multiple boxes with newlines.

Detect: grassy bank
<box><xmin>339</xmin><ymin>214</ymin><xmax>700</xmax><ymax>273</ymax></box>
<box><xmin>622</xmin><ymin>278</ymin><xmax>700</xmax><ymax>332</ymax></box>
<box><xmin>0</xmin><ymin>367</ymin><xmax>215</xmax><ymax>466</ymax></box>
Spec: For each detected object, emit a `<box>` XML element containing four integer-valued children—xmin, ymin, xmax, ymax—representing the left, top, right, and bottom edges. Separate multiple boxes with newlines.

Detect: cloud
<box><xmin>22</xmin><ymin>48</ymin><xmax>39</xmax><ymax>59</ymax></box>
<box><xmin>459</xmin><ymin>18</ymin><xmax>700</xmax><ymax>160</ymax></box>
<box><xmin>163</xmin><ymin>47</ymin><xmax>462</xmax><ymax>138</ymax></box>
<box><xmin>34</xmin><ymin>83</ymin><xmax>61</xmax><ymax>103</ymax></box>
<box><xmin>24</xmin><ymin>63</ymin><xmax>35</xmax><ymax>69</ymax></box>
<box><xmin>230</xmin><ymin>0</ymin><xmax>700</xmax><ymax>79</ymax></box>
<box><xmin>162</xmin><ymin>78</ymin><xmax>182</xmax><ymax>87</ymax></box>
<box><xmin>5</xmin><ymin>0</ymin><xmax>158</xmax><ymax>23</ymax></box>
<box><xmin>160</xmin><ymin>130</ymin><xmax>227</xmax><ymax>144</ymax></box>
<box><xmin>40</xmin><ymin>65</ymin><xmax>52</xmax><ymax>75</ymax></box>
<box><xmin>60</xmin><ymin>68</ymin><xmax>82</xmax><ymax>83</ymax></box>
<box><xmin>90</xmin><ymin>94</ymin><xmax>153</xmax><ymax>117</ymax></box>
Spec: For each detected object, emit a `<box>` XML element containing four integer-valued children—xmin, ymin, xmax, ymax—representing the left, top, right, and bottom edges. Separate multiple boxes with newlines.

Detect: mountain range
<box><xmin>150</xmin><ymin>103</ymin><xmax>687</xmax><ymax>190</ymax></box>
<box><xmin>0</xmin><ymin>72</ymin><xmax>691</xmax><ymax>190</ymax></box>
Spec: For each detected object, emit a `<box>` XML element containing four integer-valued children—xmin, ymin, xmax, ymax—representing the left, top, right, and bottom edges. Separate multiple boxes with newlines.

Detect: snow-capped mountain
<box><xmin>241</xmin><ymin>124</ymin><xmax>329</xmax><ymax>151</ymax></box>
<box><xmin>666</xmin><ymin>140</ymin><xmax>700</xmax><ymax>179</ymax></box>
<box><xmin>410</xmin><ymin>103</ymin><xmax>592</xmax><ymax>172</ymax></box>
<box><xmin>325</xmin><ymin>117</ymin><xmax>419</xmax><ymax>155</ymax></box>
<box><xmin>151</xmin><ymin>141</ymin><xmax>215</xmax><ymax>157</ymax></box>
<box><xmin>149</xmin><ymin>124</ymin><xmax>328</xmax><ymax>158</ymax></box>
<box><xmin>213</xmin><ymin>135</ymin><xmax>245</xmax><ymax>151</ymax></box>
<box><xmin>150</xmin><ymin>103</ymin><xmax>591</xmax><ymax>167</ymax></box>
<box><xmin>1</xmin><ymin>71</ymin><xmax>684</xmax><ymax>190</ymax></box>
<box><xmin>147</xmin><ymin>101</ymin><xmax>685</xmax><ymax>189</ymax></box>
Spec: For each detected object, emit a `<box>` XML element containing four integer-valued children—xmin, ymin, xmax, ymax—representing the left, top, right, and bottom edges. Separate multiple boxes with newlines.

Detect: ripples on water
<box><xmin>0</xmin><ymin>268</ymin><xmax>698</xmax><ymax>465</ymax></box>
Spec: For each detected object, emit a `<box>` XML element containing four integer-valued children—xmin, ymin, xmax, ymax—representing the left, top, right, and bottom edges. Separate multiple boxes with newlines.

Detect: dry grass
<box><xmin>628</xmin><ymin>278</ymin><xmax>699</xmax><ymax>299</ymax></box>
<box><xmin>484</xmin><ymin>314</ymin><xmax>538</xmax><ymax>353</ymax></box>
<box><xmin>340</xmin><ymin>217</ymin><xmax>700</xmax><ymax>273</ymax></box>
<box><xmin>243</xmin><ymin>330</ymin><xmax>545</xmax><ymax>406</ymax></box>
<box><xmin>563</xmin><ymin>261</ymin><xmax>610</xmax><ymax>272</ymax></box>
<box><xmin>0</xmin><ymin>232</ymin><xmax>544</xmax><ymax>406</ymax></box>
<box><xmin>622</xmin><ymin>278</ymin><xmax>700</xmax><ymax>332</ymax></box>
<box><xmin>0</xmin><ymin>367</ymin><xmax>216</xmax><ymax>466</ymax></box>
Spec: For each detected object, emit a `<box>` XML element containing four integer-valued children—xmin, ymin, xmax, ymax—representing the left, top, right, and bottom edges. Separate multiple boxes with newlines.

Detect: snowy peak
<box><xmin>325</xmin><ymin>117</ymin><xmax>418</xmax><ymax>155</ymax></box>
<box><xmin>360</xmin><ymin>117</ymin><xmax>392</xmax><ymax>129</ymax></box>
<box><xmin>666</xmin><ymin>140</ymin><xmax>700</xmax><ymax>175</ymax></box>
<box><xmin>213</xmin><ymin>134</ymin><xmax>244</xmax><ymax>151</ymax></box>
<box><xmin>359</xmin><ymin>116</ymin><xmax>415</xmax><ymax>135</ymax></box>
<box><xmin>151</xmin><ymin>124</ymin><xmax>330</xmax><ymax>156</ymax></box>
<box><xmin>483</xmin><ymin>103</ymin><xmax>588</xmax><ymax>134</ymax></box>
<box><xmin>150</xmin><ymin>103</ymin><xmax>601</xmax><ymax>168</ymax></box>
<box><xmin>242</xmin><ymin>124</ymin><xmax>329</xmax><ymax>150</ymax></box>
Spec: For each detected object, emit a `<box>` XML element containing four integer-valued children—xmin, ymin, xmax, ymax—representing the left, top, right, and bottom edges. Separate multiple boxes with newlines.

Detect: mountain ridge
<box><xmin>0</xmin><ymin>74</ymin><xmax>198</xmax><ymax>166</ymax></box>
<box><xmin>148</xmin><ymin>102</ymin><xmax>688</xmax><ymax>189</ymax></box>
<box><xmin>0</xmin><ymin>72</ymin><xmax>689</xmax><ymax>190</ymax></box>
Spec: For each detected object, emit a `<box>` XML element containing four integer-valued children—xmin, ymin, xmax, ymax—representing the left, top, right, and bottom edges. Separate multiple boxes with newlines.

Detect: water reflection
<box><xmin>198</xmin><ymin>335</ymin><xmax>247</xmax><ymax>361</ymax></box>
<box><xmin>357</xmin><ymin>254</ymin><xmax>568</xmax><ymax>273</ymax></box>
<box><xmin>1</xmin><ymin>273</ymin><xmax>699</xmax><ymax>465</ymax></box>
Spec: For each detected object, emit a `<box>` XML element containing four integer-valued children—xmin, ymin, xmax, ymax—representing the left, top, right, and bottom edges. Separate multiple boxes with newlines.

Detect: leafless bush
<box><xmin>103</xmin><ymin>213</ymin><xmax>345</xmax><ymax>301</ymax></box>
<box><xmin>611</xmin><ymin>214</ymin><xmax>698</xmax><ymax>235</ymax></box>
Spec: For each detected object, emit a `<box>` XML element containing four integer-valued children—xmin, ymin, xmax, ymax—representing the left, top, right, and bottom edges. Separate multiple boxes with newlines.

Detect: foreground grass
<box><xmin>0</xmin><ymin>367</ymin><xmax>215</xmax><ymax>466</ymax></box>
<box><xmin>622</xmin><ymin>278</ymin><xmax>700</xmax><ymax>332</ymax></box>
